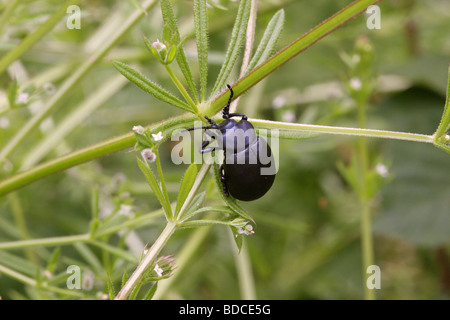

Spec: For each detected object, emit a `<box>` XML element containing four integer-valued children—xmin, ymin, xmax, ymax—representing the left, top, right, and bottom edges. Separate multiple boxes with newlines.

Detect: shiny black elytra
<box><xmin>188</xmin><ymin>85</ymin><xmax>276</xmax><ymax>201</ymax></box>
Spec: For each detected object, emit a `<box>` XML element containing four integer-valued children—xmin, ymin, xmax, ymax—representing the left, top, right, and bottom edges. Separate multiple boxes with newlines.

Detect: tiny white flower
<box><xmin>237</xmin><ymin>224</ymin><xmax>254</xmax><ymax>236</ymax></box>
<box><xmin>132</xmin><ymin>125</ymin><xmax>145</xmax><ymax>134</ymax></box>
<box><xmin>17</xmin><ymin>92</ymin><xmax>29</xmax><ymax>104</ymax></box>
<box><xmin>272</xmin><ymin>96</ymin><xmax>286</xmax><ymax>109</ymax></box>
<box><xmin>118</xmin><ymin>204</ymin><xmax>133</xmax><ymax>216</ymax></box>
<box><xmin>152</xmin><ymin>39</ymin><xmax>166</xmax><ymax>53</ymax></box>
<box><xmin>152</xmin><ymin>131</ymin><xmax>163</xmax><ymax>141</ymax></box>
<box><xmin>141</xmin><ymin>148</ymin><xmax>156</xmax><ymax>163</ymax></box>
<box><xmin>375</xmin><ymin>163</ymin><xmax>389</xmax><ymax>178</ymax></box>
<box><xmin>352</xmin><ymin>54</ymin><xmax>361</xmax><ymax>64</ymax></box>
<box><xmin>154</xmin><ymin>264</ymin><xmax>163</xmax><ymax>277</ymax></box>
<box><xmin>281</xmin><ymin>110</ymin><xmax>296</xmax><ymax>123</ymax></box>
<box><xmin>349</xmin><ymin>77</ymin><xmax>362</xmax><ymax>91</ymax></box>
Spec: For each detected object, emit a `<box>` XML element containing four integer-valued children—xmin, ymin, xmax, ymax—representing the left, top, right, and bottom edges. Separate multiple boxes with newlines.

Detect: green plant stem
<box><xmin>0</xmin><ymin>265</ymin><xmax>84</xmax><ymax>298</ymax></box>
<box><xmin>233</xmin><ymin>238</ymin><xmax>256</xmax><ymax>299</ymax></box>
<box><xmin>360</xmin><ymin>197</ymin><xmax>375</xmax><ymax>300</ymax></box>
<box><xmin>252</xmin><ymin>119</ymin><xmax>434</xmax><ymax>143</ymax></box>
<box><xmin>164</xmin><ymin>64</ymin><xmax>198</xmax><ymax>113</ymax></box>
<box><xmin>0</xmin><ymin>116</ymin><xmax>436</xmax><ymax>199</ymax></box>
<box><xmin>152</xmin><ymin>222</ymin><xmax>212</xmax><ymax>299</ymax></box>
<box><xmin>433</xmin><ymin>66</ymin><xmax>450</xmax><ymax>140</ymax></box>
<box><xmin>7</xmin><ymin>193</ymin><xmax>37</xmax><ymax>263</ymax></box>
<box><xmin>115</xmin><ymin>163</ymin><xmax>210</xmax><ymax>298</ymax></box>
<box><xmin>0</xmin><ymin>207</ymin><xmax>165</xmax><ymax>251</ymax></box>
<box><xmin>115</xmin><ymin>221</ymin><xmax>177</xmax><ymax>300</ymax></box>
<box><xmin>0</xmin><ymin>115</ymin><xmax>196</xmax><ymax>198</ymax></box>
<box><xmin>204</xmin><ymin>0</ymin><xmax>382</xmax><ymax>116</ymax></box>
<box><xmin>0</xmin><ymin>264</ymin><xmax>85</xmax><ymax>298</ymax></box>
<box><xmin>356</xmin><ymin>100</ymin><xmax>375</xmax><ymax>300</ymax></box>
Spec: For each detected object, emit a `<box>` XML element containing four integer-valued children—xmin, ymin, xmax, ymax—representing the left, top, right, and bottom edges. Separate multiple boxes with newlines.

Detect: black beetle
<box><xmin>188</xmin><ymin>85</ymin><xmax>276</xmax><ymax>201</ymax></box>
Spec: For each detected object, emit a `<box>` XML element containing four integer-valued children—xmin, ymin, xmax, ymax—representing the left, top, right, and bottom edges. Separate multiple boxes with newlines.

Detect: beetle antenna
<box><xmin>223</xmin><ymin>84</ymin><xmax>233</xmax><ymax>119</ymax></box>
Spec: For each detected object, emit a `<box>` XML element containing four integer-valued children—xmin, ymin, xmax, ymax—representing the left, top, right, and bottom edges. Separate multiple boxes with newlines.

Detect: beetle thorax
<box><xmin>218</xmin><ymin>119</ymin><xmax>257</xmax><ymax>153</ymax></box>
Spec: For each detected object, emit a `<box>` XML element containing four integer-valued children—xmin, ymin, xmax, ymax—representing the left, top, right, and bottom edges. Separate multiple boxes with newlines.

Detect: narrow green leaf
<box><xmin>129</xmin><ymin>281</ymin><xmax>144</xmax><ymax>300</ymax></box>
<box><xmin>194</xmin><ymin>0</ymin><xmax>209</xmax><ymax>101</ymax></box>
<box><xmin>180</xmin><ymin>204</ymin><xmax>232</xmax><ymax>222</ymax></box>
<box><xmin>433</xmin><ymin>65</ymin><xmax>450</xmax><ymax>139</ymax></box>
<box><xmin>137</xmin><ymin>158</ymin><xmax>172</xmax><ymax>217</ymax></box>
<box><xmin>244</xmin><ymin>9</ymin><xmax>285</xmax><ymax>75</ymax></box>
<box><xmin>178</xmin><ymin>219</ymin><xmax>233</xmax><ymax>229</ymax></box>
<box><xmin>211</xmin><ymin>0</ymin><xmax>252</xmax><ymax>96</ymax></box>
<box><xmin>113</xmin><ymin>60</ymin><xmax>193</xmax><ymax>113</ymax></box>
<box><xmin>45</xmin><ymin>247</ymin><xmax>61</xmax><ymax>274</ymax></box>
<box><xmin>160</xmin><ymin>0</ymin><xmax>199</xmax><ymax>103</ymax></box>
<box><xmin>107</xmin><ymin>275</ymin><xmax>116</xmax><ymax>300</ymax></box>
<box><xmin>230</xmin><ymin>226</ymin><xmax>244</xmax><ymax>252</ymax></box>
<box><xmin>178</xmin><ymin>191</ymin><xmax>206</xmax><ymax>221</ymax></box>
<box><xmin>434</xmin><ymin>142</ymin><xmax>450</xmax><ymax>154</ymax></box>
<box><xmin>121</xmin><ymin>269</ymin><xmax>129</xmax><ymax>288</ymax></box>
<box><xmin>7</xmin><ymin>78</ymin><xmax>18</xmax><ymax>109</ymax></box>
<box><xmin>143</xmin><ymin>282</ymin><xmax>158</xmax><ymax>300</ymax></box>
<box><xmin>175</xmin><ymin>164</ymin><xmax>198</xmax><ymax>215</ymax></box>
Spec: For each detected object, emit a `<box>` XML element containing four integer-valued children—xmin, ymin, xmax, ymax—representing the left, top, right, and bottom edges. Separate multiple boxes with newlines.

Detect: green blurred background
<box><xmin>0</xmin><ymin>0</ymin><xmax>449</xmax><ymax>299</ymax></box>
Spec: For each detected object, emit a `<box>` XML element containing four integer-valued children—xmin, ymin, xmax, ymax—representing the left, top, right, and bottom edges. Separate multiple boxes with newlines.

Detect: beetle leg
<box><xmin>222</xmin><ymin>84</ymin><xmax>234</xmax><ymax>119</ymax></box>
<box><xmin>219</xmin><ymin>165</ymin><xmax>229</xmax><ymax>197</ymax></box>
<box><xmin>204</xmin><ymin>115</ymin><xmax>217</xmax><ymax>127</ymax></box>
<box><xmin>200</xmin><ymin>129</ymin><xmax>219</xmax><ymax>153</ymax></box>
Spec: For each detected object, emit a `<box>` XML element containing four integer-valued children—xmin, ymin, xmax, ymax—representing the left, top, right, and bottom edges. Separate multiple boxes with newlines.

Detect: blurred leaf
<box><xmin>0</xmin><ymin>251</ymin><xmax>37</xmax><ymax>277</ymax></box>
<box><xmin>373</xmin><ymin>88</ymin><xmax>450</xmax><ymax>246</ymax></box>
<box><xmin>374</xmin><ymin>141</ymin><xmax>450</xmax><ymax>246</ymax></box>
<box><xmin>175</xmin><ymin>163</ymin><xmax>198</xmax><ymax>215</ymax></box>
<box><xmin>7</xmin><ymin>78</ymin><xmax>19</xmax><ymax>109</ymax></box>
<box><xmin>45</xmin><ymin>247</ymin><xmax>61</xmax><ymax>274</ymax></box>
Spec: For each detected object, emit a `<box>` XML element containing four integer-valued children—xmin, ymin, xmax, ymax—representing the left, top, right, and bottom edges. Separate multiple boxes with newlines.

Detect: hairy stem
<box><xmin>115</xmin><ymin>221</ymin><xmax>177</xmax><ymax>300</ymax></box>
